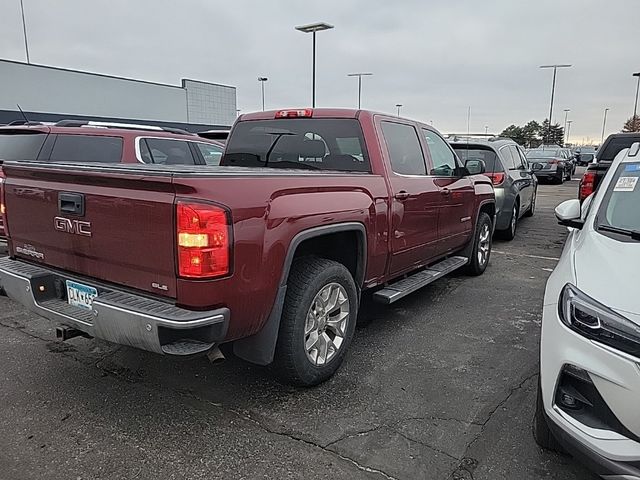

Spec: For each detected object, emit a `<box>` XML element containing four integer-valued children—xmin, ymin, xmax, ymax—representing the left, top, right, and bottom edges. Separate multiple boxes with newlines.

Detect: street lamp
<box><xmin>19</xmin><ymin>0</ymin><xmax>30</xmax><ymax>63</ymax></box>
<box><xmin>540</xmin><ymin>64</ymin><xmax>572</xmax><ymax>142</ymax></box>
<box><xmin>257</xmin><ymin>77</ymin><xmax>268</xmax><ymax>111</ymax></box>
<box><xmin>484</xmin><ymin>125</ymin><xmax>489</xmax><ymax>135</ymax></box>
<box><xmin>563</xmin><ymin>109</ymin><xmax>570</xmax><ymax>144</ymax></box>
<box><xmin>601</xmin><ymin>108</ymin><xmax>610</xmax><ymax>143</ymax></box>
<box><xmin>566</xmin><ymin>120</ymin><xmax>573</xmax><ymax>144</ymax></box>
<box><xmin>395</xmin><ymin>104</ymin><xmax>402</xmax><ymax>117</ymax></box>
<box><xmin>347</xmin><ymin>73</ymin><xmax>373</xmax><ymax>109</ymax></box>
<box><xmin>633</xmin><ymin>72</ymin><xmax>640</xmax><ymax>126</ymax></box>
<box><xmin>295</xmin><ymin>22</ymin><xmax>334</xmax><ymax>108</ymax></box>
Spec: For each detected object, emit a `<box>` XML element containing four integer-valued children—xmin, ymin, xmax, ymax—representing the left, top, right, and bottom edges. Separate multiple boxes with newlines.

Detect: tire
<box><xmin>533</xmin><ymin>377</ymin><xmax>566</xmax><ymax>453</ymax></box>
<box><xmin>465</xmin><ymin>212</ymin><xmax>492</xmax><ymax>276</ymax></box>
<box><xmin>498</xmin><ymin>201</ymin><xmax>518</xmax><ymax>241</ymax></box>
<box><xmin>273</xmin><ymin>257</ymin><xmax>358</xmax><ymax>387</ymax></box>
<box><xmin>524</xmin><ymin>188</ymin><xmax>536</xmax><ymax>217</ymax></box>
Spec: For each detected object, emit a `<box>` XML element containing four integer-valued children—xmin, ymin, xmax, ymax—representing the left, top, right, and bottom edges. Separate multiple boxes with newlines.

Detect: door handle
<box><xmin>394</xmin><ymin>191</ymin><xmax>410</xmax><ymax>201</ymax></box>
<box><xmin>440</xmin><ymin>188</ymin><xmax>451</xmax><ymax>196</ymax></box>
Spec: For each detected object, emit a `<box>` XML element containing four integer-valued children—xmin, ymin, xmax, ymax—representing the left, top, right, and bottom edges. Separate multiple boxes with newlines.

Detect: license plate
<box><xmin>66</xmin><ymin>280</ymin><xmax>98</xmax><ymax>311</ymax></box>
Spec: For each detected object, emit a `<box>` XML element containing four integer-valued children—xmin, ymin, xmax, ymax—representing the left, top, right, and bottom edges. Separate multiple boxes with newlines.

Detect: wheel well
<box><xmin>292</xmin><ymin>231</ymin><xmax>364</xmax><ymax>286</ymax></box>
<box><xmin>479</xmin><ymin>202</ymin><xmax>495</xmax><ymax>223</ymax></box>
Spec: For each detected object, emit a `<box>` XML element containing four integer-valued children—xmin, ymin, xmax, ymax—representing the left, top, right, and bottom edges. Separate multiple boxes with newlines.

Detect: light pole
<box><xmin>257</xmin><ymin>77</ymin><xmax>268</xmax><ymax>111</ymax></box>
<box><xmin>566</xmin><ymin>120</ymin><xmax>573</xmax><ymax>144</ymax></box>
<box><xmin>540</xmin><ymin>64</ymin><xmax>572</xmax><ymax>142</ymax></box>
<box><xmin>295</xmin><ymin>22</ymin><xmax>334</xmax><ymax>108</ymax></box>
<box><xmin>563</xmin><ymin>109</ymin><xmax>570</xmax><ymax>144</ymax></box>
<box><xmin>19</xmin><ymin>0</ymin><xmax>30</xmax><ymax>63</ymax></box>
<box><xmin>395</xmin><ymin>104</ymin><xmax>402</xmax><ymax>117</ymax></box>
<box><xmin>633</xmin><ymin>72</ymin><xmax>640</xmax><ymax>128</ymax></box>
<box><xmin>347</xmin><ymin>73</ymin><xmax>373</xmax><ymax>109</ymax></box>
<box><xmin>601</xmin><ymin>108</ymin><xmax>610</xmax><ymax>143</ymax></box>
<box><xmin>485</xmin><ymin>125</ymin><xmax>488</xmax><ymax>135</ymax></box>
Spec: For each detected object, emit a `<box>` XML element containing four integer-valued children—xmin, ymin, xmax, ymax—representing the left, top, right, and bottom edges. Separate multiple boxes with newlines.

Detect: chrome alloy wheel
<box><xmin>477</xmin><ymin>222</ymin><xmax>491</xmax><ymax>266</ymax></box>
<box><xmin>304</xmin><ymin>283</ymin><xmax>350</xmax><ymax>366</ymax></box>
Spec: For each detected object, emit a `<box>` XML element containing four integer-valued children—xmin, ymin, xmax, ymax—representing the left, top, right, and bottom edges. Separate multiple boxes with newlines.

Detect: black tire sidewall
<box><xmin>275</xmin><ymin>258</ymin><xmax>358</xmax><ymax>386</ymax></box>
<box><xmin>467</xmin><ymin>212</ymin><xmax>492</xmax><ymax>275</ymax></box>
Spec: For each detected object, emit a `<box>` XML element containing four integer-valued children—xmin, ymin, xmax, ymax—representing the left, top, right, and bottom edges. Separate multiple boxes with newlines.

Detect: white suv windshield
<box><xmin>597</xmin><ymin>161</ymin><xmax>640</xmax><ymax>234</ymax></box>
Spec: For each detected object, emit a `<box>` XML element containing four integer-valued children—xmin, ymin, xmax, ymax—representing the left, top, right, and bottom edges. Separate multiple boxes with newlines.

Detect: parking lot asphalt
<box><xmin>0</xmin><ymin>171</ymin><xmax>598</xmax><ymax>480</ymax></box>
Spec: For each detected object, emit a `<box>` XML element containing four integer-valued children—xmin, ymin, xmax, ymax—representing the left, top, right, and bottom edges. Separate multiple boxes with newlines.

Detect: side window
<box><xmin>500</xmin><ymin>146</ymin><xmax>517</xmax><ymax>170</ymax></box>
<box><xmin>509</xmin><ymin>145</ymin><xmax>526</xmax><ymax>169</ymax></box>
<box><xmin>49</xmin><ymin>135</ymin><xmax>123</xmax><ymax>163</ymax></box>
<box><xmin>195</xmin><ymin>142</ymin><xmax>224</xmax><ymax>166</ymax></box>
<box><xmin>138</xmin><ymin>139</ymin><xmax>153</xmax><ymax>163</ymax></box>
<box><xmin>381</xmin><ymin>122</ymin><xmax>426</xmax><ymax>175</ymax></box>
<box><xmin>144</xmin><ymin>138</ymin><xmax>196</xmax><ymax>165</ymax></box>
<box><xmin>515</xmin><ymin>146</ymin><xmax>528</xmax><ymax>169</ymax></box>
<box><xmin>422</xmin><ymin>129</ymin><xmax>457</xmax><ymax>176</ymax></box>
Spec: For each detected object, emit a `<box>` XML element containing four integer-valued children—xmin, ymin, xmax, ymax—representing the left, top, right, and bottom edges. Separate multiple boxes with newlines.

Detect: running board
<box><xmin>373</xmin><ymin>256</ymin><xmax>468</xmax><ymax>304</ymax></box>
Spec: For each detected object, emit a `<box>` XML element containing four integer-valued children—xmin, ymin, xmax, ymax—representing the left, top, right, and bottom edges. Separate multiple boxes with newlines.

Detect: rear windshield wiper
<box><xmin>597</xmin><ymin>224</ymin><xmax>640</xmax><ymax>241</ymax></box>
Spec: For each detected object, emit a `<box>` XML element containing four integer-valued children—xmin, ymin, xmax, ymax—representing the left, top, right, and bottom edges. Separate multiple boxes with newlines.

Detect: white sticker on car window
<box><xmin>613</xmin><ymin>176</ymin><xmax>638</xmax><ymax>192</ymax></box>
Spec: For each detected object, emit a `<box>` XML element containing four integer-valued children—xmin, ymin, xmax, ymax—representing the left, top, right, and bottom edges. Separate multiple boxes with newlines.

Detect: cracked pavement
<box><xmin>0</xmin><ymin>175</ymin><xmax>598</xmax><ymax>479</ymax></box>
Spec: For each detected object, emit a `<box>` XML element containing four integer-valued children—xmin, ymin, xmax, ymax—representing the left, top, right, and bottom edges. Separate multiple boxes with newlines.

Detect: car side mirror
<box><xmin>555</xmin><ymin>199</ymin><xmax>584</xmax><ymax>229</ymax></box>
<box><xmin>465</xmin><ymin>159</ymin><xmax>486</xmax><ymax>175</ymax></box>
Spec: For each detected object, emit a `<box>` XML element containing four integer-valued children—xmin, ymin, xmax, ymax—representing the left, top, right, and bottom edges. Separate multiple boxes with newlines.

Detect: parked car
<box><xmin>535</xmin><ymin>141</ymin><xmax>640</xmax><ymax>477</ymax></box>
<box><xmin>0</xmin><ymin>108</ymin><xmax>495</xmax><ymax>386</ymax></box>
<box><xmin>579</xmin><ymin>132</ymin><xmax>640</xmax><ymax>202</ymax></box>
<box><xmin>561</xmin><ymin>148</ymin><xmax>577</xmax><ymax>175</ymax></box>
<box><xmin>449</xmin><ymin>136</ymin><xmax>537</xmax><ymax>240</ymax></box>
<box><xmin>526</xmin><ymin>148</ymin><xmax>572</xmax><ymax>183</ymax></box>
<box><xmin>0</xmin><ymin>120</ymin><xmax>225</xmax><ymax>240</ymax></box>
<box><xmin>574</xmin><ymin>146</ymin><xmax>597</xmax><ymax>166</ymax></box>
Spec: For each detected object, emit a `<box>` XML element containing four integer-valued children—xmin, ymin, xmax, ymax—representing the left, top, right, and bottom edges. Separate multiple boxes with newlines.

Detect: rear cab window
<box><xmin>49</xmin><ymin>134</ymin><xmax>123</xmax><ymax>163</ymax></box>
<box><xmin>222</xmin><ymin>119</ymin><xmax>370</xmax><ymax>172</ymax></box>
<box><xmin>0</xmin><ymin>130</ymin><xmax>48</xmax><ymax>161</ymax></box>
<box><xmin>598</xmin><ymin>136</ymin><xmax>640</xmax><ymax>163</ymax></box>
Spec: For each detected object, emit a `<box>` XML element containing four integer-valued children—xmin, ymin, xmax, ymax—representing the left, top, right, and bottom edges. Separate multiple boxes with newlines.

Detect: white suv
<box><xmin>535</xmin><ymin>142</ymin><xmax>640</xmax><ymax>478</ymax></box>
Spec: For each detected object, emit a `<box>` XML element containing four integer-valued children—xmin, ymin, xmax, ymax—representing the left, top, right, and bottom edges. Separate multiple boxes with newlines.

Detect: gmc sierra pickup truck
<box><xmin>0</xmin><ymin>108</ymin><xmax>495</xmax><ymax>386</ymax></box>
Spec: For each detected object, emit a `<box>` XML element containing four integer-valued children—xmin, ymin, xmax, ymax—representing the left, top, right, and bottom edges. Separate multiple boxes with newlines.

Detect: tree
<box><xmin>500</xmin><ymin>125</ymin><xmax>525</xmax><ymax>145</ymax></box>
<box><xmin>540</xmin><ymin>119</ymin><xmax>564</xmax><ymax>146</ymax></box>
<box><xmin>622</xmin><ymin>115</ymin><xmax>640</xmax><ymax>132</ymax></box>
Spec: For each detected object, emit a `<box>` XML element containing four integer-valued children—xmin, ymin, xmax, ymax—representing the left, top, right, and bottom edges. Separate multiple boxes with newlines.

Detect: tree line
<box><xmin>499</xmin><ymin>115</ymin><xmax>640</xmax><ymax>147</ymax></box>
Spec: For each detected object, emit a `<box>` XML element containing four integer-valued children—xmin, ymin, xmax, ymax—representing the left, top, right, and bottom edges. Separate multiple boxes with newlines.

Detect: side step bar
<box><xmin>373</xmin><ymin>256</ymin><xmax>468</xmax><ymax>304</ymax></box>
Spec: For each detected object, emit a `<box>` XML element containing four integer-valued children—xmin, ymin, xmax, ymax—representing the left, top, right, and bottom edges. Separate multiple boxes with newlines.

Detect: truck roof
<box><xmin>238</xmin><ymin>108</ymin><xmax>405</xmax><ymax>122</ymax></box>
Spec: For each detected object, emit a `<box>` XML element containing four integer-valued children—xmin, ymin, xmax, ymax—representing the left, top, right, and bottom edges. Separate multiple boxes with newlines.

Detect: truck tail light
<box><xmin>550</xmin><ymin>159</ymin><xmax>560</xmax><ymax>165</ymax></box>
<box><xmin>579</xmin><ymin>171</ymin><xmax>596</xmax><ymax>202</ymax></box>
<box><xmin>275</xmin><ymin>109</ymin><xmax>313</xmax><ymax>118</ymax></box>
<box><xmin>0</xmin><ymin>177</ymin><xmax>6</xmax><ymax>237</ymax></box>
<box><xmin>176</xmin><ymin>202</ymin><xmax>231</xmax><ymax>279</ymax></box>
<box><xmin>487</xmin><ymin>172</ymin><xmax>505</xmax><ymax>186</ymax></box>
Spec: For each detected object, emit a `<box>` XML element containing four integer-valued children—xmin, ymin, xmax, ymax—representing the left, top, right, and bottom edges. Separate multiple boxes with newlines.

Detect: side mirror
<box><xmin>465</xmin><ymin>159</ymin><xmax>486</xmax><ymax>175</ymax></box>
<box><xmin>555</xmin><ymin>199</ymin><xmax>584</xmax><ymax>229</ymax></box>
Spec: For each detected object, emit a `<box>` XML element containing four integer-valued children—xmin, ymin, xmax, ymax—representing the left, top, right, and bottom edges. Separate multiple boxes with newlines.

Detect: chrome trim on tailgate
<box><xmin>0</xmin><ymin>257</ymin><xmax>229</xmax><ymax>355</ymax></box>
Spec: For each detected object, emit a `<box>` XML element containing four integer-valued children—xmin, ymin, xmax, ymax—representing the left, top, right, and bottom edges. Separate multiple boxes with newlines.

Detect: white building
<box><xmin>0</xmin><ymin>59</ymin><xmax>237</xmax><ymax>130</ymax></box>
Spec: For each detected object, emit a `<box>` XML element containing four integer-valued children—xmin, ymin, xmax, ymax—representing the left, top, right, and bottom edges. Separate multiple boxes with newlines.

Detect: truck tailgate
<box><xmin>3</xmin><ymin>163</ymin><xmax>177</xmax><ymax>298</ymax></box>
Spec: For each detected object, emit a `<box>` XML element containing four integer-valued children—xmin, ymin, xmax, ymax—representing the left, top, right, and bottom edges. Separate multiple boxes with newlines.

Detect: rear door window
<box><xmin>381</xmin><ymin>122</ymin><xmax>426</xmax><ymax>175</ymax></box>
<box><xmin>500</xmin><ymin>146</ymin><xmax>518</xmax><ymax>170</ymax></box>
<box><xmin>222</xmin><ymin>119</ymin><xmax>370</xmax><ymax>172</ymax></box>
<box><xmin>0</xmin><ymin>132</ymin><xmax>48</xmax><ymax>161</ymax></box>
<box><xmin>194</xmin><ymin>142</ymin><xmax>224</xmax><ymax>166</ymax></box>
<box><xmin>49</xmin><ymin>135</ymin><xmax>123</xmax><ymax>163</ymax></box>
<box><xmin>143</xmin><ymin>138</ymin><xmax>196</xmax><ymax>165</ymax></box>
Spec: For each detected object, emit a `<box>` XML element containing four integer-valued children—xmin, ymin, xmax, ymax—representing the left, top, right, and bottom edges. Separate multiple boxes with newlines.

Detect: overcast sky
<box><xmin>1</xmin><ymin>0</ymin><xmax>638</xmax><ymax>143</ymax></box>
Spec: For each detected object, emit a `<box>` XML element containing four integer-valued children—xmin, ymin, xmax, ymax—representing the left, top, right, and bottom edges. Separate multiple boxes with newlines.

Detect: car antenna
<box><xmin>16</xmin><ymin>104</ymin><xmax>29</xmax><ymax>123</ymax></box>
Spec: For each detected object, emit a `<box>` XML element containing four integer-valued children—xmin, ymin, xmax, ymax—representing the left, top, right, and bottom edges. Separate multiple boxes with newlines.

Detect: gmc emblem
<box><xmin>54</xmin><ymin>217</ymin><xmax>92</xmax><ymax>237</ymax></box>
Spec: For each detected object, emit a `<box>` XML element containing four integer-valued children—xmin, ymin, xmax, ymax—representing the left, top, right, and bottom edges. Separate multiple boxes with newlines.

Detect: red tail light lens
<box><xmin>486</xmin><ymin>172</ymin><xmax>505</xmax><ymax>186</ymax></box>
<box><xmin>549</xmin><ymin>159</ymin><xmax>560</xmax><ymax>165</ymax></box>
<box><xmin>177</xmin><ymin>202</ymin><xmax>231</xmax><ymax>279</ymax></box>
<box><xmin>275</xmin><ymin>109</ymin><xmax>313</xmax><ymax>118</ymax></box>
<box><xmin>579</xmin><ymin>171</ymin><xmax>596</xmax><ymax>202</ymax></box>
<box><xmin>0</xmin><ymin>177</ymin><xmax>6</xmax><ymax>237</ymax></box>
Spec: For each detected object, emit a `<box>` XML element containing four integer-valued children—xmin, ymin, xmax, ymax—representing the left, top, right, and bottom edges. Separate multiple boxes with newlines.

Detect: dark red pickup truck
<box><xmin>0</xmin><ymin>108</ymin><xmax>495</xmax><ymax>385</ymax></box>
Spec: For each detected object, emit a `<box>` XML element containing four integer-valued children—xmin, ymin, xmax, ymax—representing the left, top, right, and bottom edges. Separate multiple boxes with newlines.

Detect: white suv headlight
<box><xmin>559</xmin><ymin>284</ymin><xmax>640</xmax><ymax>358</ymax></box>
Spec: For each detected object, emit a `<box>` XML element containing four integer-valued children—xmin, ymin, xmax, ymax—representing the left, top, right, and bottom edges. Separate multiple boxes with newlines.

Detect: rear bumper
<box><xmin>0</xmin><ymin>257</ymin><xmax>229</xmax><ymax>356</ymax></box>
